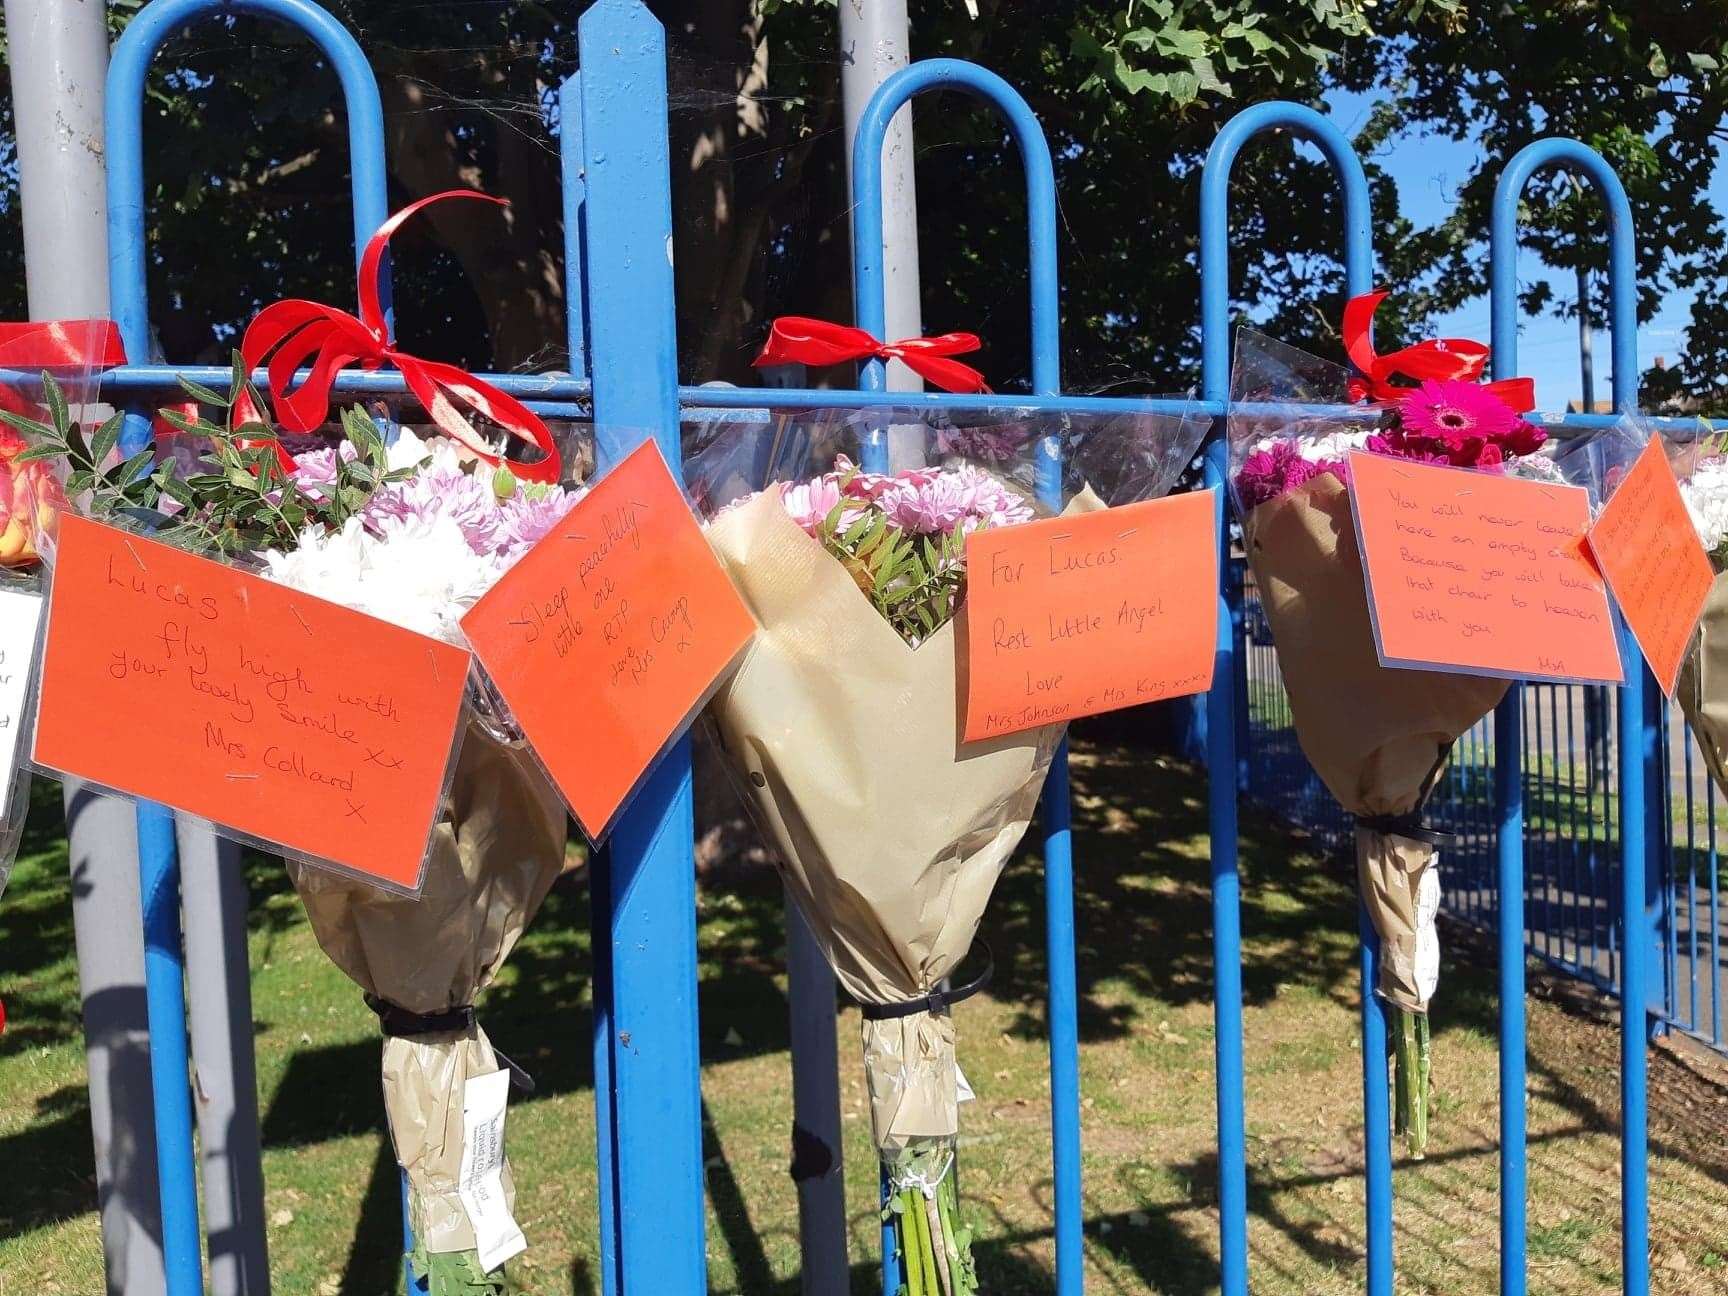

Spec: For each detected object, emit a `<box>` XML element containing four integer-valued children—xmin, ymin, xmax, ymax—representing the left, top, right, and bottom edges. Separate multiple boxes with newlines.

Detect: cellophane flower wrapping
<box><xmin>0</xmin><ymin>325</ymin><xmax>113</xmax><ymax>899</ymax></box>
<box><xmin>1561</xmin><ymin>416</ymin><xmax>1728</xmax><ymax>800</ymax></box>
<box><xmin>1229</xmin><ymin>328</ymin><xmax>1551</xmax><ymax>1154</ymax></box>
<box><xmin>686</xmin><ymin>402</ymin><xmax>1205</xmax><ymax>1289</ymax></box>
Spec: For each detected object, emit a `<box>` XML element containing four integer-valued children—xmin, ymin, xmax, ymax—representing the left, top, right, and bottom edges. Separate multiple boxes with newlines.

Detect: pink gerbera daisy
<box><xmin>1396</xmin><ymin>379</ymin><xmax>1519</xmax><ymax>449</ymax></box>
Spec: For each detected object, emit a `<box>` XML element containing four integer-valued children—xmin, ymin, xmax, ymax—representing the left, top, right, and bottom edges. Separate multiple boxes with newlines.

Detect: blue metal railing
<box><xmin>850</xmin><ymin>57</ymin><xmax>1083</xmax><ymax>1296</ymax></box>
<box><xmin>78</xmin><ymin>0</ymin><xmax>1678</xmax><ymax>1293</ymax></box>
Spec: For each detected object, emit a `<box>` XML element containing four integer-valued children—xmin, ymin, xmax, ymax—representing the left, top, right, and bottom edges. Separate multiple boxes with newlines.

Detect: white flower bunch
<box><xmin>1679</xmin><ymin>455</ymin><xmax>1728</xmax><ymax>561</ymax></box>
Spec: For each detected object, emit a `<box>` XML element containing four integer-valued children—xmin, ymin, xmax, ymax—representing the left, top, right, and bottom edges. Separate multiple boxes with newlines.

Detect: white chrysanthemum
<box><xmin>261</xmin><ymin>519</ymin><xmax>375</xmax><ymax>613</ymax></box>
<box><xmin>260</xmin><ymin>513</ymin><xmax>501</xmax><ymax>644</ymax></box>
<box><xmin>1679</xmin><ymin>458</ymin><xmax>1728</xmax><ymax>555</ymax></box>
<box><xmin>387</xmin><ymin>427</ymin><xmax>495</xmax><ymax>488</ymax></box>
<box><xmin>1250</xmin><ymin>427</ymin><xmax>1373</xmax><ymax>464</ymax></box>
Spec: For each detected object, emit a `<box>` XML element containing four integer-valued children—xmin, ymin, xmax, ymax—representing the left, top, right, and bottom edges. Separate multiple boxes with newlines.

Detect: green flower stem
<box><xmin>1391</xmin><ymin>1006</ymin><xmax>1431</xmax><ymax>1159</ymax></box>
<box><xmin>912</xmin><ymin>1186</ymin><xmax>940</xmax><ymax>1296</ymax></box>
<box><xmin>900</xmin><ymin>1189</ymin><xmax>925</xmax><ymax>1296</ymax></box>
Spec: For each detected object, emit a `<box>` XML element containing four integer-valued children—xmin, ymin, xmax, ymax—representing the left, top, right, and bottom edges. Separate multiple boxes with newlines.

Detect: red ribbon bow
<box><xmin>0</xmin><ymin>320</ymin><xmax>126</xmax><ymax>419</ymax></box>
<box><xmin>753</xmin><ymin>316</ymin><xmax>991</xmax><ymax>394</ymax></box>
<box><xmin>240</xmin><ymin>191</ymin><xmax>560</xmax><ymax>482</ymax></box>
<box><xmin>1343</xmin><ymin>289</ymin><xmax>1535</xmax><ymax>413</ymax></box>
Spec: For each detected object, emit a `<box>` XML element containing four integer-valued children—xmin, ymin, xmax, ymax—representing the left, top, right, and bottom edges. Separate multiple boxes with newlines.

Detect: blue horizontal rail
<box><xmin>71</xmin><ymin>363</ymin><xmax>1720</xmax><ymax>431</ymax></box>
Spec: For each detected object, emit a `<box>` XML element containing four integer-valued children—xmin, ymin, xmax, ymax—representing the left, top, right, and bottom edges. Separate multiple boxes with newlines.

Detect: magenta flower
<box><xmin>1397</xmin><ymin>380</ymin><xmax>1518</xmax><ymax>449</ymax></box>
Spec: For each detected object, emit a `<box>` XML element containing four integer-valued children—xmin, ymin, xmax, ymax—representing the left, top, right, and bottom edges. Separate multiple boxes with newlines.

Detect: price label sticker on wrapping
<box><xmin>961</xmin><ymin>489</ymin><xmax>1218</xmax><ymax>741</ymax></box>
<box><xmin>461</xmin><ymin>440</ymin><xmax>756</xmax><ymax>841</ymax></box>
<box><xmin>1585</xmin><ymin>437</ymin><xmax>1714</xmax><ymax>696</ymax></box>
<box><xmin>1348</xmin><ymin>451</ymin><xmax>1623</xmax><ymax>684</ymax></box>
<box><xmin>32</xmin><ymin>514</ymin><xmax>472</xmax><ymax>891</ymax></box>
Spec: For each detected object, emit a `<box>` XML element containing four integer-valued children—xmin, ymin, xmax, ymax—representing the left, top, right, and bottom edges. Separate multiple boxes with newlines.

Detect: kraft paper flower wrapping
<box><xmin>1678</xmin><ymin>570</ymin><xmax>1728</xmax><ymax>795</ymax></box>
<box><xmin>1241</xmin><ymin>472</ymin><xmax>1506</xmax><ymax>1009</ymax></box>
<box><xmin>286</xmin><ymin>714</ymin><xmax>565</xmax><ymax>1272</ymax></box>
<box><xmin>704</xmin><ymin>486</ymin><xmax>1075</xmax><ymax>1150</ymax></box>
<box><xmin>1229</xmin><ymin>314</ymin><xmax>1548</xmax><ymax>1156</ymax></box>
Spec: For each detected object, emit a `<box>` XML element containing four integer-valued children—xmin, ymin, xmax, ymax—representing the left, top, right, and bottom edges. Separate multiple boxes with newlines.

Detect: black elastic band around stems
<box><xmin>860</xmin><ymin>942</ymin><xmax>994</xmax><ymax>1022</ymax></box>
<box><xmin>364</xmin><ymin>994</ymin><xmax>475</xmax><ymax>1037</ymax></box>
<box><xmin>1356</xmin><ymin>811</ymin><xmax>1455</xmax><ymax>849</ymax></box>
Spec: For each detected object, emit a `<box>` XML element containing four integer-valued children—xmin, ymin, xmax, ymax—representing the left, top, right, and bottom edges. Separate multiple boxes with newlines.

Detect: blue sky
<box><xmin>1322</xmin><ymin>88</ymin><xmax>1720</xmax><ymax>411</ymax></box>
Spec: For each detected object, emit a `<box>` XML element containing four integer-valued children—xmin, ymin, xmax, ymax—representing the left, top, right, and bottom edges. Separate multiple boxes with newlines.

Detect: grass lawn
<box><xmin>2</xmin><ymin>739</ymin><xmax>1726</xmax><ymax>1293</ymax></box>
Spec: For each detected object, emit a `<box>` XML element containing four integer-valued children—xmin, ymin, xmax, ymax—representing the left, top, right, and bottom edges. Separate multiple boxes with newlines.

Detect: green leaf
<box><xmin>0</xmin><ymin>409</ymin><xmax>56</xmax><ymax>441</ymax></box>
<box><xmin>153</xmin><ymin>470</ymin><xmax>197</xmax><ymax>508</ymax></box>
<box><xmin>176</xmin><ymin>375</ymin><xmax>230</xmax><ymax>407</ymax></box>
<box><xmin>117</xmin><ymin>449</ymin><xmax>157</xmax><ymax>487</ymax></box>
<box><xmin>12</xmin><ymin>442</ymin><xmax>65</xmax><ymax>464</ymax></box>
<box><xmin>42</xmin><ymin>373</ymin><xmax>69</xmax><ymax>434</ymax></box>
<box><xmin>90</xmin><ymin>415</ymin><xmax>122</xmax><ymax>468</ymax></box>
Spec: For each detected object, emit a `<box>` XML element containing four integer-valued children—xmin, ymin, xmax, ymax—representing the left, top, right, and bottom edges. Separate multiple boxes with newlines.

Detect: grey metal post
<box><xmin>3</xmin><ymin>4</ymin><xmax>165</xmax><ymax>1291</ymax></box>
<box><xmin>841</xmin><ymin>0</ymin><xmax>925</xmax><ymax>398</ymax></box>
<box><xmin>179</xmin><ymin>823</ymin><xmax>269</xmax><ymax>1294</ymax></box>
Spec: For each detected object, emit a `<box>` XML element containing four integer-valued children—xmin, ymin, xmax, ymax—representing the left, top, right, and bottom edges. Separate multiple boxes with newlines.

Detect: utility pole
<box><xmin>842</xmin><ymin>0</ymin><xmax>925</xmax><ymax>400</ymax></box>
<box><xmin>773</xmin><ymin>5</ymin><xmax>929</xmax><ymax>1291</ymax></box>
<box><xmin>4</xmin><ymin>3</ymin><xmax>267</xmax><ymax>1291</ymax></box>
<box><xmin>3</xmin><ymin>4</ymin><xmax>164</xmax><ymax>1291</ymax></box>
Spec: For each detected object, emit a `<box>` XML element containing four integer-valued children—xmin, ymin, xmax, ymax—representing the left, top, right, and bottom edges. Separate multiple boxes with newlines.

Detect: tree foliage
<box><xmin>0</xmin><ymin>1</ymin><xmax>1722</xmax><ymax>407</ymax></box>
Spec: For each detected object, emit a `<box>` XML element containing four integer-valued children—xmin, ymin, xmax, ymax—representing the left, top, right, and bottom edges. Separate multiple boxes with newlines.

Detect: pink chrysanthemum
<box><xmin>1396</xmin><ymin>379</ymin><xmax>1518</xmax><ymax>449</ymax></box>
<box><xmin>494</xmin><ymin>488</ymin><xmax>585</xmax><ymax>564</ymax></box>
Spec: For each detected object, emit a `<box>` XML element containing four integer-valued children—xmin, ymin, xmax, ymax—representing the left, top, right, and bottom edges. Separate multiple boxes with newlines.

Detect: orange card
<box><xmin>460</xmin><ymin>440</ymin><xmax>755</xmax><ymax>840</ymax></box>
<box><xmin>961</xmin><ymin>489</ymin><xmax>1218</xmax><ymax>741</ymax></box>
<box><xmin>1585</xmin><ymin>437</ymin><xmax>1714</xmax><ymax>696</ymax></box>
<box><xmin>33</xmin><ymin>514</ymin><xmax>472</xmax><ymax>892</ymax></box>
<box><xmin>1348</xmin><ymin>450</ymin><xmax>1623</xmax><ymax>684</ymax></box>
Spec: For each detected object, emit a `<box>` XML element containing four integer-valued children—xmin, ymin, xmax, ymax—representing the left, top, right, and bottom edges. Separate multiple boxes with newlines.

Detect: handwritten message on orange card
<box><xmin>961</xmin><ymin>489</ymin><xmax>1218</xmax><ymax>741</ymax></box>
<box><xmin>1585</xmin><ymin>437</ymin><xmax>1714</xmax><ymax>695</ymax></box>
<box><xmin>461</xmin><ymin>440</ymin><xmax>755</xmax><ymax>840</ymax></box>
<box><xmin>1347</xmin><ymin>450</ymin><xmax>1623</xmax><ymax>684</ymax></box>
<box><xmin>33</xmin><ymin>514</ymin><xmax>472</xmax><ymax>891</ymax></box>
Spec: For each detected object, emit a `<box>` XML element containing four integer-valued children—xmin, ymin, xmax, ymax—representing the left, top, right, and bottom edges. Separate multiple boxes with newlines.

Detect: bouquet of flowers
<box><xmin>689</xmin><ymin>389</ymin><xmax>1206</xmax><ymax>1293</ymax></box>
<box><xmin>12</xmin><ymin>193</ymin><xmax>580</xmax><ymax>1292</ymax></box>
<box><xmin>1229</xmin><ymin>291</ymin><xmax>1554</xmax><ymax>1157</ymax></box>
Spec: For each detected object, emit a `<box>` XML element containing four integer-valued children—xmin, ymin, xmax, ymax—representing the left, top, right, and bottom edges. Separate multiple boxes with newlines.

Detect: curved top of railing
<box><xmin>105</xmin><ymin>0</ymin><xmax>391</xmax><ymax>366</ymax></box>
<box><xmin>1199</xmin><ymin>102</ymin><xmax>1374</xmax><ymax>405</ymax></box>
<box><xmin>1490</xmin><ymin>138</ymin><xmax>1638</xmax><ymax>412</ymax></box>
<box><xmin>850</xmin><ymin>58</ymin><xmax>1060</xmax><ymax>397</ymax></box>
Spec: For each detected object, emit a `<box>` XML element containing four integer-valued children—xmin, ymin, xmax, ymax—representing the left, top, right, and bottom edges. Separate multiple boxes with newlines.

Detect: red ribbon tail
<box><xmin>1483</xmin><ymin>377</ymin><xmax>1536</xmax><ymax>414</ymax></box>
<box><xmin>1341</xmin><ymin>290</ymin><xmax>1390</xmax><ymax>381</ymax></box>
<box><xmin>898</xmin><ymin>352</ymin><xmax>991</xmax><ymax>395</ymax></box>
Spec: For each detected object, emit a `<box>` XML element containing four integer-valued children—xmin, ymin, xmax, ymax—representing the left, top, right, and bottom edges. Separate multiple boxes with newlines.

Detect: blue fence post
<box><xmin>851</xmin><ymin>57</ymin><xmax>1082</xmax><ymax>1294</ymax></box>
<box><xmin>104</xmin><ymin>4</ymin><xmax>393</xmax><ymax>1293</ymax></box>
<box><xmin>1490</xmin><ymin>137</ymin><xmax>1645</xmax><ymax>1296</ymax></box>
<box><xmin>576</xmin><ymin>4</ymin><xmax>709</xmax><ymax>1293</ymax></box>
<box><xmin>1199</xmin><ymin>101</ymin><xmax>1376</xmax><ymax>1296</ymax></box>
